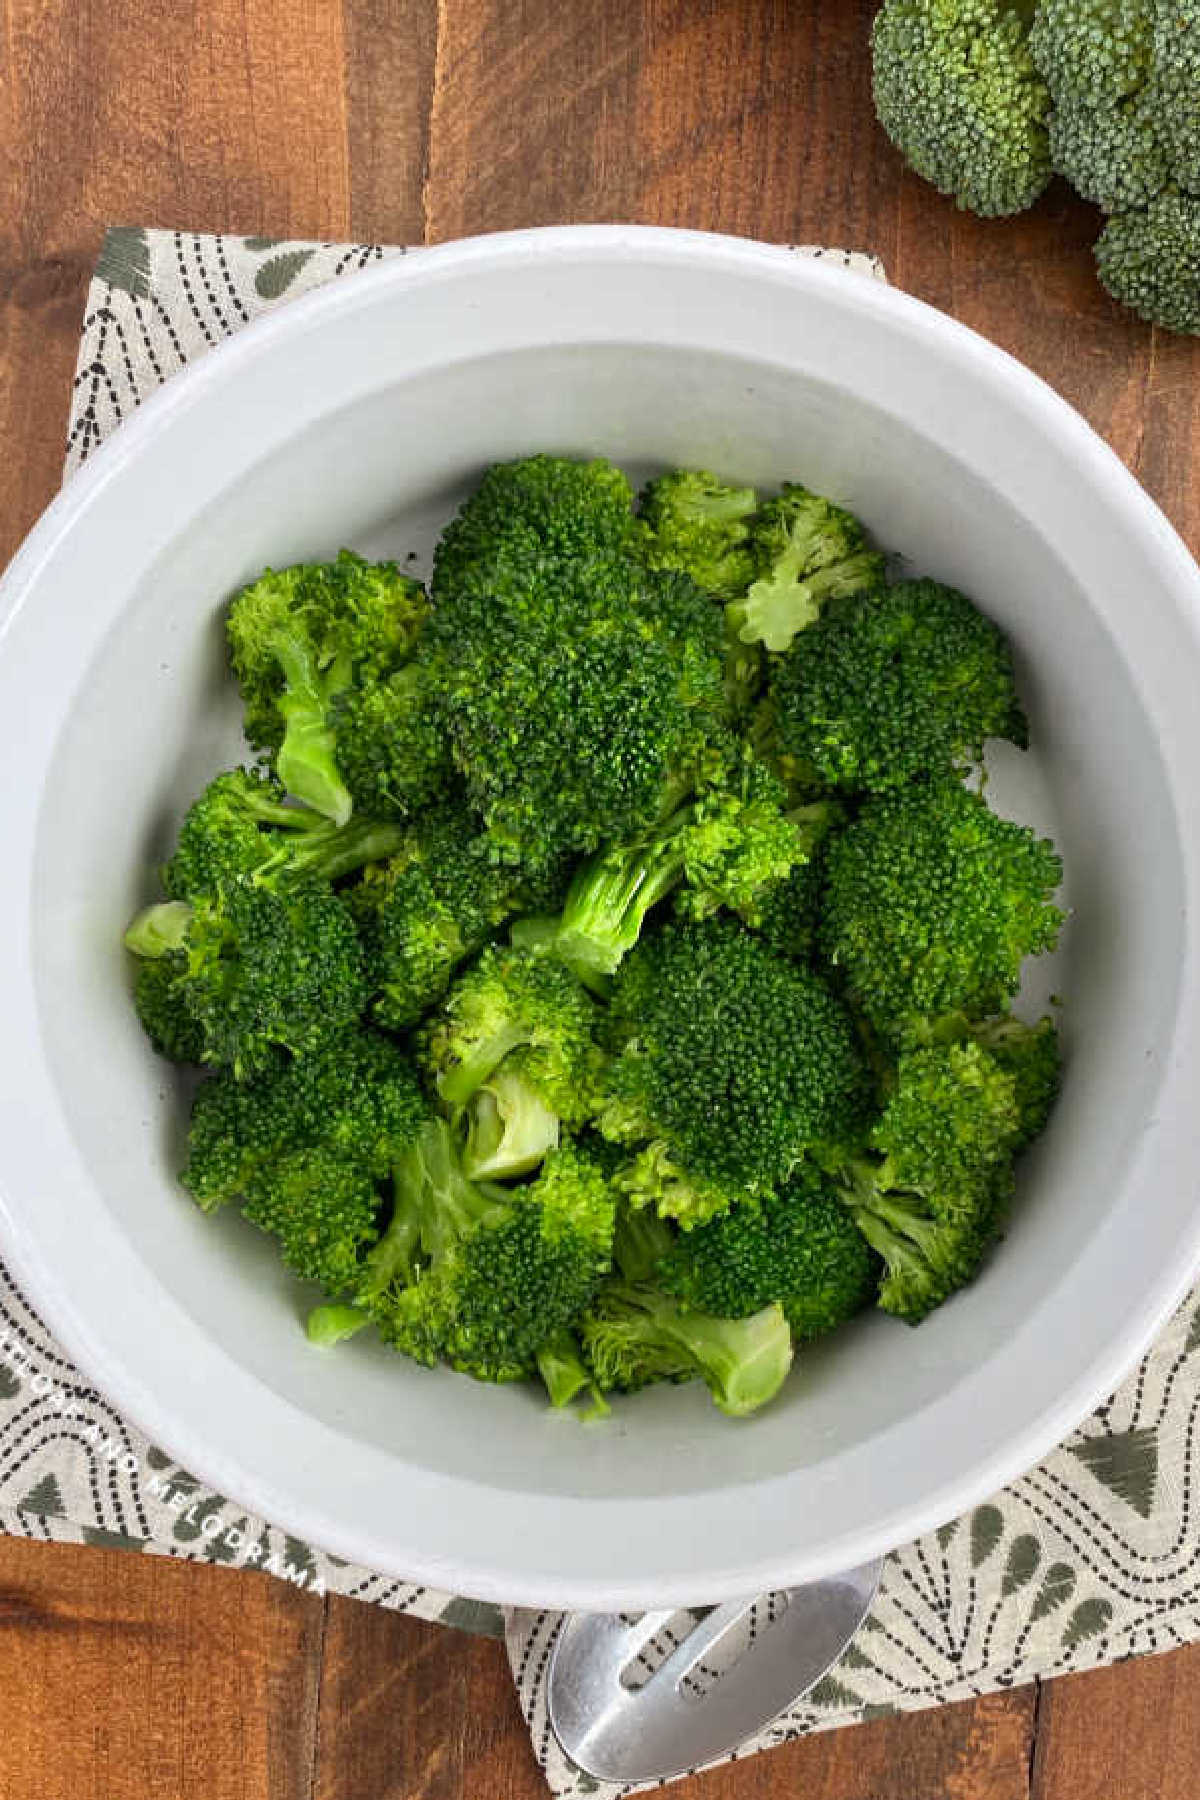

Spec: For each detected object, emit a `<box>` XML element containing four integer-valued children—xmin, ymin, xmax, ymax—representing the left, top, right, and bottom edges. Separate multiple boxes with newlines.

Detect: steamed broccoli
<box><xmin>182</xmin><ymin>1028</ymin><xmax>426</xmax><ymax>1211</ymax></box>
<box><xmin>838</xmin><ymin>1159</ymin><xmax>1014</xmax><ymax>1322</ymax></box>
<box><xmin>637</xmin><ymin>469</ymin><xmax>759</xmax><ymax>599</ymax></box>
<box><xmin>331</xmin><ymin>663</ymin><xmax>457</xmax><ymax>822</ymax></box>
<box><xmin>227</xmin><ymin>551</ymin><xmax>426</xmax><ymax>824</ymax></box>
<box><xmin>904</xmin><ymin>1010</ymin><xmax>1062</xmax><ymax>1148</ymax></box>
<box><xmin>600</xmin><ymin>918</ymin><xmax>868</xmax><ymax>1206</ymax></box>
<box><xmin>658</xmin><ymin>1164</ymin><xmax>879</xmax><ymax>1340</ymax></box>
<box><xmin>872</xmin><ymin>0</ymin><xmax>1052</xmax><ymax>218</ymax></box>
<box><xmin>726</xmin><ymin>485</ymin><xmax>886</xmax><ymax>655</ymax></box>
<box><xmin>769</xmin><ymin>579</ymin><xmax>1027</xmax><ymax>794</ymax></box>
<box><xmin>821</xmin><ymin>781</ymin><xmax>1064</xmax><ymax>1037</ymax></box>
<box><xmin>581</xmin><ymin>1282</ymin><xmax>794</xmax><ymax>1417</ymax></box>
<box><xmin>426</xmin><ymin>947</ymin><xmax>603</xmax><ymax>1180</ymax></box>
<box><xmin>348</xmin><ymin>811</ymin><xmax>517</xmax><ymax>1030</ymax></box>
<box><xmin>132</xmin><ymin>955</ymin><xmax>206</xmax><ymax>1063</ymax></box>
<box><xmin>751</xmin><ymin>802</ymin><xmax>845</xmax><ymax>961</ymax></box>
<box><xmin>367</xmin><ymin>1125</ymin><xmax>616</xmax><ymax>1382</ymax></box>
<box><xmin>125</xmin><ymin>877</ymin><xmax>367</xmax><ymax>1079</ymax></box>
<box><xmin>526</xmin><ymin>742</ymin><xmax>818</xmax><ymax>987</ymax></box>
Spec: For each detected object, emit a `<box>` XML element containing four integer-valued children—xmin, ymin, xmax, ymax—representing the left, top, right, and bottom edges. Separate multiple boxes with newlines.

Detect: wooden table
<box><xmin>2</xmin><ymin>2</ymin><xmax>1199</xmax><ymax>1795</ymax></box>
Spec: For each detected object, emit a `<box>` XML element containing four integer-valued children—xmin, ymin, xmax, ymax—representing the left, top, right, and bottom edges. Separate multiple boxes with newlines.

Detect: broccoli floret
<box><xmin>769</xmin><ymin>580</ymin><xmax>1027</xmax><ymax>795</ymax></box>
<box><xmin>331</xmin><ymin>663</ymin><xmax>456</xmax><ymax>821</ymax></box>
<box><xmin>871</xmin><ymin>1040</ymin><xmax>1024</xmax><ymax>1191</ymax></box>
<box><xmin>127</xmin><ymin>878</ymin><xmax>367</xmax><ymax>1079</ymax></box>
<box><xmin>837</xmin><ymin>1155</ymin><xmax>1014</xmax><ymax>1323</ymax></box>
<box><xmin>581</xmin><ymin>1282</ymin><xmax>793</xmax><ymax>1416</ymax></box>
<box><xmin>243</xmin><ymin>1146</ymin><xmax>382</xmax><ymax>1294</ymax></box>
<box><xmin>132</xmin><ymin>955</ymin><xmax>205</xmax><ymax>1063</ymax></box>
<box><xmin>226</xmin><ymin>551</ymin><xmax>426</xmax><ymax>824</ymax></box>
<box><xmin>162</xmin><ymin>767</ymin><xmax>405</xmax><ymax>903</ymax></box>
<box><xmin>1048</xmin><ymin>89</ymin><xmax>1168</xmax><ymax>212</ymax></box>
<box><xmin>601</xmin><ymin>918</ymin><xmax>868</xmax><ymax>1198</ymax></box>
<box><xmin>1152</xmin><ymin>0</ymin><xmax>1200</xmax><ymax>194</ymax></box>
<box><xmin>872</xmin><ymin>0</ymin><xmax>1052</xmax><ymax>217</ymax></box>
<box><xmin>536</xmin><ymin>1329</ymin><xmax>611</xmax><ymax>1414</ymax></box>
<box><xmin>1030</xmin><ymin>0</ymin><xmax>1153</xmax><ymax>107</ymax></box>
<box><xmin>1095</xmin><ymin>192</ymin><xmax>1200</xmax><ymax>334</ymax></box>
<box><xmin>431</xmin><ymin>455</ymin><xmax>637</xmax><ymax>601</ymax></box>
<box><xmin>905</xmin><ymin>1010</ymin><xmax>1062</xmax><ymax>1148</ymax></box>
<box><xmin>659</xmin><ymin>1164</ymin><xmax>878</xmax><ymax>1340</ymax></box>
<box><xmin>752</xmin><ymin>802</ymin><xmax>845</xmax><ymax>960</ymax></box>
<box><xmin>427</xmin><ymin>944</ymin><xmax>603</xmax><ymax>1118</ymax></box>
<box><xmin>821</xmin><ymin>782</ymin><xmax>1064</xmax><ymax>1037</ymax></box>
<box><xmin>182</xmin><ymin>1029</ymin><xmax>426</xmax><ymax>1210</ymax></box>
<box><xmin>423</xmin><ymin>459</ymin><xmax>729</xmax><ymax>880</ymax></box>
<box><xmin>637</xmin><ymin>470</ymin><xmax>759</xmax><ymax>599</ymax></box>
<box><xmin>523</xmin><ymin>744</ymin><xmax>818</xmax><ymax>987</ymax></box>
<box><xmin>369</xmin><ymin>1125</ymin><xmax>616</xmax><ymax>1383</ymax></box>
<box><xmin>348</xmin><ymin>812</ymin><xmax>515</xmax><ymax>1029</ymax></box>
<box><xmin>726</xmin><ymin>486</ymin><xmax>885</xmax><ymax>655</ymax></box>
<box><xmin>612</xmin><ymin>1140</ymin><xmax>750</xmax><ymax>1231</ymax></box>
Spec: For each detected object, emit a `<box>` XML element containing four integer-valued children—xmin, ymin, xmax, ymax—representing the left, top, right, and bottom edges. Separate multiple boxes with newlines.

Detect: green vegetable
<box><xmin>582</xmin><ymin>1282</ymin><xmax>794</xmax><ymax>1417</ymax></box>
<box><xmin>227</xmin><ymin>552</ymin><xmax>427</xmax><ymax>824</ymax></box>
<box><xmin>727</xmin><ymin>485</ymin><xmax>885</xmax><ymax>655</ymax></box>
<box><xmin>821</xmin><ymin>781</ymin><xmax>1064</xmax><ymax>1037</ymax></box>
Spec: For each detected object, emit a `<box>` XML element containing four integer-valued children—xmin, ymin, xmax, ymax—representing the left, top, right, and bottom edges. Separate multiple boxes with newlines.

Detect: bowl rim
<box><xmin>3</xmin><ymin>222</ymin><xmax>1200</xmax><ymax>1609</ymax></box>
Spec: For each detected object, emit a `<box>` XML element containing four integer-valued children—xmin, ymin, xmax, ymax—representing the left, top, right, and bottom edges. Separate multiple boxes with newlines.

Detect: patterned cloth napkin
<box><xmin>0</xmin><ymin>225</ymin><xmax>1192</xmax><ymax>1796</ymax></box>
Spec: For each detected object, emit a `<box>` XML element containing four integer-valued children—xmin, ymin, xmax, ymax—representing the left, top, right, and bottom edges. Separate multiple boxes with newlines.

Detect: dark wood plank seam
<box><xmin>303</xmin><ymin>1594</ymin><xmax>331</xmax><ymax>1800</ymax></box>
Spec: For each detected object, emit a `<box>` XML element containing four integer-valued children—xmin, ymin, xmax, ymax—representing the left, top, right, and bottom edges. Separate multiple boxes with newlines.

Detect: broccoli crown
<box><xmin>1095</xmin><ymin>192</ymin><xmax>1200</xmax><ymax>335</ymax></box>
<box><xmin>1030</xmin><ymin>0</ymin><xmax>1153</xmax><ymax>108</ymax></box>
<box><xmin>872</xmin><ymin>0</ymin><xmax>1053</xmax><ymax>218</ymax></box>
<box><xmin>423</xmin><ymin>550</ymin><xmax>727</xmax><ymax>879</ymax></box>
<box><xmin>871</xmin><ymin>1040</ymin><xmax>1024</xmax><ymax>1192</ymax></box>
<box><xmin>349</xmin><ymin>812</ymin><xmax>513</xmax><ymax>1029</ymax></box>
<box><xmin>243</xmin><ymin>1144</ymin><xmax>382</xmax><ymax>1295</ymax></box>
<box><xmin>602</xmin><ymin>917</ymin><xmax>868</xmax><ymax>1191</ymax></box>
<box><xmin>374</xmin><ymin>1125</ymin><xmax>615</xmax><ymax>1381</ymax></box>
<box><xmin>727</xmin><ymin>485</ymin><xmax>886</xmax><ymax>655</ymax></box>
<box><xmin>133</xmin><ymin>954</ymin><xmax>205</xmax><ymax>1064</ymax></box>
<box><xmin>1153</xmin><ymin>1</ymin><xmax>1200</xmax><ymax>193</ymax></box>
<box><xmin>162</xmin><ymin>768</ymin><xmax>405</xmax><ymax>904</ymax></box>
<box><xmin>430</xmin><ymin>456</ymin><xmax>637</xmax><ymax>601</ymax></box>
<box><xmin>182</xmin><ymin>879</ymin><xmax>367</xmax><ymax>1078</ymax></box>
<box><xmin>1048</xmin><ymin>88</ymin><xmax>1168</xmax><ymax>212</ymax></box>
<box><xmin>751</xmin><ymin>802</ymin><xmax>845</xmax><ymax>961</ymax></box>
<box><xmin>226</xmin><ymin>552</ymin><xmax>426</xmax><ymax>824</ymax></box>
<box><xmin>427</xmin><ymin>944</ymin><xmax>602</xmax><ymax>1114</ymax></box>
<box><xmin>842</xmin><ymin>1159</ymin><xmax>1014</xmax><ymax>1323</ymax></box>
<box><xmin>637</xmin><ymin>469</ymin><xmax>759</xmax><ymax>599</ymax></box>
<box><xmin>658</xmin><ymin>1163</ymin><xmax>878</xmax><ymax>1340</ymax></box>
<box><xmin>906</xmin><ymin>1010</ymin><xmax>1062</xmax><ymax>1149</ymax></box>
<box><xmin>182</xmin><ymin>1028</ymin><xmax>426</xmax><ymax>1210</ymax></box>
<box><xmin>581</xmin><ymin>1282</ymin><xmax>794</xmax><ymax>1416</ymax></box>
<box><xmin>821</xmin><ymin>782</ymin><xmax>1064</xmax><ymax>1035</ymax></box>
<box><xmin>331</xmin><ymin>663</ymin><xmax>457</xmax><ymax>822</ymax></box>
<box><xmin>769</xmin><ymin>579</ymin><xmax>1027</xmax><ymax>794</ymax></box>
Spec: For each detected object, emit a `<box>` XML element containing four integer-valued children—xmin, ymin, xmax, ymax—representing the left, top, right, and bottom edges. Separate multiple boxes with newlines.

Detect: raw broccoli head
<box><xmin>658</xmin><ymin>1163</ymin><xmax>879</xmax><ymax>1341</ymax></box>
<box><xmin>821</xmin><ymin>782</ymin><xmax>1064</xmax><ymax>1037</ymax></box>
<box><xmin>348</xmin><ymin>812</ymin><xmax>514</xmax><ymax>1030</ymax></box>
<box><xmin>601</xmin><ymin>917</ymin><xmax>869</xmax><ymax>1194</ymax></box>
<box><xmin>427</xmin><ymin>944</ymin><xmax>603</xmax><ymax>1115</ymax></box>
<box><xmin>872</xmin><ymin>0</ymin><xmax>1053</xmax><ymax>218</ymax></box>
<box><xmin>637</xmin><ymin>469</ymin><xmax>759</xmax><ymax>599</ymax></box>
<box><xmin>727</xmin><ymin>485</ymin><xmax>886</xmax><ymax>655</ymax></box>
<box><xmin>182</xmin><ymin>1028</ymin><xmax>426</xmax><ymax>1210</ymax></box>
<box><xmin>226</xmin><ymin>551</ymin><xmax>426</xmax><ymax>823</ymax></box>
<box><xmin>769</xmin><ymin>579</ymin><xmax>1027</xmax><ymax>794</ymax></box>
<box><xmin>1095</xmin><ymin>192</ymin><xmax>1200</xmax><ymax>336</ymax></box>
<box><xmin>370</xmin><ymin>1124</ymin><xmax>616</xmax><ymax>1382</ymax></box>
<box><xmin>581</xmin><ymin>1282</ymin><xmax>794</xmax><ymax>1417</ymax></box>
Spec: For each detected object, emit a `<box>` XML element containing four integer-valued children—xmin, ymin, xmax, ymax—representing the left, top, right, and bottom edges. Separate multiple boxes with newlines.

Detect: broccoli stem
<box><xmin>306</xmin><ymin>1303</ymin><xmax>371</xmax><ymax>1346</ymax></box>
<box><xmin>272</xmin><ymin>633</ymin><xmax>355</xmax><ymax>827</ymax></box>
<box><xmin>549</xmin><ymin>818</ymin><xmax>692</xmax><ymax>986</ymax></box>
<box><xmin>461</xmin><ymin>1066</ymin><xmax>561</xmax><ymax>1180</ymax></box>
<box><xmin>124</xmin><ymin>900</ymin><xmax>194</xmax><ymax>958</ymax></box>
<box><xmin>536</xmin><ymin>1331</ymin><xmax>610</xmax><ymax>1415</ymax></box>
<box><xmin>436</xmin><ymin>1022</ymin><xmax>535</xmax><ymax>1110</ymax></box>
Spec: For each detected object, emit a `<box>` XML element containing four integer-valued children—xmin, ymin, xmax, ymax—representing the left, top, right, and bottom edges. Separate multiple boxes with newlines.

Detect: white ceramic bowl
<box><xmin>3</xmin><ymin>226</ymin><xmax>1200</xmax><ymax>1610</ymax></box>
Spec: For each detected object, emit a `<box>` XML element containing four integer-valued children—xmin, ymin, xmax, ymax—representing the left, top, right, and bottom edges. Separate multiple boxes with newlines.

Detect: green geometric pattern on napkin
<box><xmin>2</xmin><ymin>225</ymin><xmax>1189</xmax><ymax>1798</ymax></box>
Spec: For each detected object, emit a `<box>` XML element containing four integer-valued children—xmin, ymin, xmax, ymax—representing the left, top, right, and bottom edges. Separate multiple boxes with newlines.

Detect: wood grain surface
<box><xmin>1</xmin><ymin>1</ymin><xmax>1198</xmax><ymax>1796</ymax></box>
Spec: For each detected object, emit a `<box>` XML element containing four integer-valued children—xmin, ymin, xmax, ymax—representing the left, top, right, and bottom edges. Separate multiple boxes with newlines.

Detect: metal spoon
<box><xmin>547</xmin><ymin>1559</ymin><xmax>883</xmax><ymax>1784</ymax></box>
